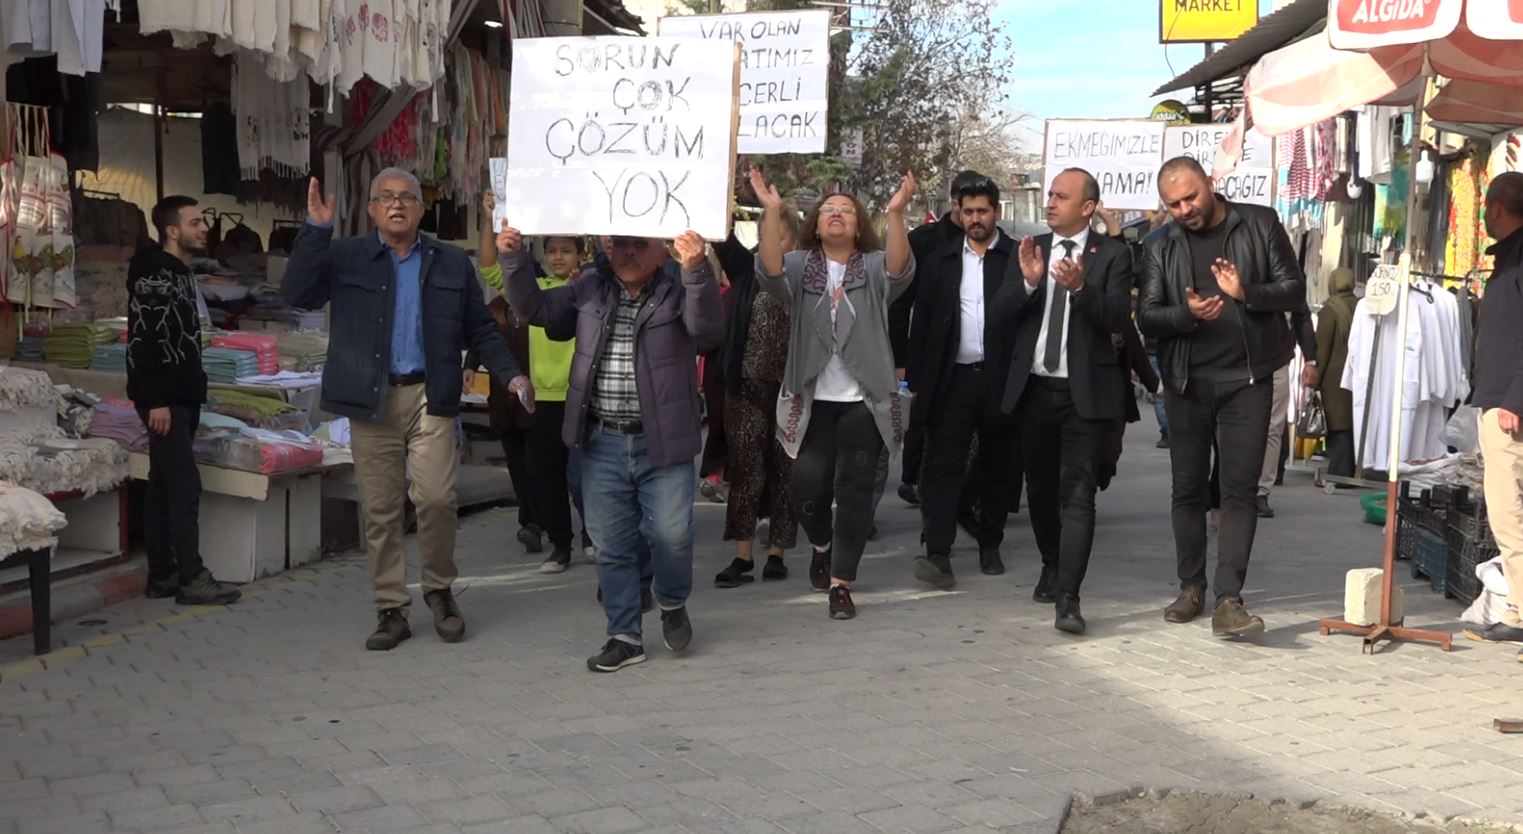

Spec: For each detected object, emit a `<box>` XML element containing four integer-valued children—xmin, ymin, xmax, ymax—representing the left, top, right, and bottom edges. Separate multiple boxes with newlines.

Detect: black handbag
<box><xmin>1297</xmin><ymin>391</ymin><xmax>1328</xmax><ymax>439</ymax></box>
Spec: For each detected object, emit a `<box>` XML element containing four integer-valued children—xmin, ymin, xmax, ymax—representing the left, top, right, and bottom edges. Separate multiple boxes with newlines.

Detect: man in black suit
<box><xmin>907</xmin><ymin>176</ymin><xmax>1020</xmax><ymax>589</ymax></box>
<box><xmin>1000</xmin><ymin>168</ymin><xmax>1134</xmax><ymax>634</ymax></box>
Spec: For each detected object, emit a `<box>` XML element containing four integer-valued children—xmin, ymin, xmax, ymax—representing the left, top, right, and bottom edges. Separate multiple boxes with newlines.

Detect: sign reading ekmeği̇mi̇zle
<box><xmin>504</xmin><ymin>36</ymin><xmax>741</xmax><ymax>240</ymax></box>
<box><xmin>1043</xmin><ymin>119</ymin><xmax>1167</xmax><ymax>211</ymax></box>
<box><xmin>1160</xmin><ymin>0</ymin><xmax>1259</xmax><ymax>43</ymax></box>
<box><xmin>658</xmin><ymin>9</ymin><xmax>830</xmax><ymax>155</ymax></box>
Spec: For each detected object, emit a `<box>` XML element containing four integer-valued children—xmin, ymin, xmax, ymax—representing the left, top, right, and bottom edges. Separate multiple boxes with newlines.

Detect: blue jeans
<box><xmin>582</xmin><ymin>425</ymin><xmax>695</xmax><ymax>643</ymax></box>
<box><xmin>1148</xmin><ymin>354</ymin><xmax>1169</xmax><ymax>436</ymax></box>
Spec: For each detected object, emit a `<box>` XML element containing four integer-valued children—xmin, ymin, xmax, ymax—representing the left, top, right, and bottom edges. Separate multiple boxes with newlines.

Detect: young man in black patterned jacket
<box><xmin>127</xmin><ymin>195</ymin><xmax>241</xmax><ymax>606</ymax></box>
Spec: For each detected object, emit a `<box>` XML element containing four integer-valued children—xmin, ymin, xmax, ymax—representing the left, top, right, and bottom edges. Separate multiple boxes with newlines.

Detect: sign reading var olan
<box><xmin>1160</xmin><ymin>0</ymin><xmax>1259</xmax><ymax>43</ymax></box>
<box><xmin>658</xmin><ymin>10</ymin><xmax>830</xmax><ymax>154</ymax></box>
<box><xmin>1043</xmin><ymin>120</ymin><xmax>1166</xmax><ymax>211</ymax></box>
<box><xmin>1163</xmin><ymin>124</ymin><xmax>1275</xmax><ymax>207</ymax></box>
<box><xmin>504</xmin><ymin>37</ymin><xmax>740</xmax><ymax>240</ymax></box>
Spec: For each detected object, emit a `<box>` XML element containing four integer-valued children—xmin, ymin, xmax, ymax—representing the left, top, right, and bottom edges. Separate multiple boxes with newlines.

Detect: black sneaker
<box><xmin>828</xmin><ymin>585</ymin><xmax>856</xmax><ymax>620</ymax></box>
<box><xmin>762</xmin><ymin>555</ymin><xmax>787</xmax><ymax>581</ymax></box>
<box><xmin>517</xmin><ymin>524</ymin><xmax>545</xmax><ymax>554</ymax></box>
<box><xmin>175</xmin><ymin>571</ymin><xmax>242</xmax><ymax>606</ymax></box>
<box><xmin>897</xmin><ymin>482</ymin><xmax>920</xmax><ymax>506</ymax></box>
<box><xmin>587</xmin><ymin>638</ymin><xmax>646</xmax><ymax>672</ymax></box>
<box><xmin>1033</xmin><ymin>567</ymin><xmax>1057</xmax><ymax>604</ymax></box>
<box><xmin>1257</xmin><ymin>495</ymin><xmax>1275</xmax><ymax>519</ymax></box>
<box><xmin>540</xmin><ymin>546</ymin><xmax>573</xmax><ymax>574</ymax></box>
<box><xmin>809</xmin><ymin>547</ymin><xmax>831</xmax><ymax>592</ymax></box>
<box><xmin>714</xmin><ymin>558</ymin><xmax>756</xmax><ymax>588</ymax></box>
<box><xmin>660</xmin><ymin>606</ymin><xmax>693</xmax><ymax>652</ymax></box>
<box><xmin>912</xmin><ymin>553</ymin><xmax>955</xmax><ymax>590</ymax></box>
<box><xmin>144</xmin><ymin>576</ymin><xmax>179</xmax><ymax>599</ymax></box>
<box><xmin>978</xmin><ymin>547</ymin><xmax>1006</xmax><ymax>576</ymax></box>
<box><xmin>365</xmin><ymin>608</ymin><xmax>412</xmax><ymax>651</ymax></box>
<box><xmin>1156</xmin><ymin>434</ymin><xmax>1170</xmax><ymax>449</ymax></box>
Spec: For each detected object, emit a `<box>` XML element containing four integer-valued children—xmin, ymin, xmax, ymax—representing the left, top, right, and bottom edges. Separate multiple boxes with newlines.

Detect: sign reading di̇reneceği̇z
<box><xmin>504</xmin><ymin>37</ymin><xmax>740</xmax><ymax>240</ymax></box>
<box><xmin>1043</xmin><ymin>119</ymin><xmax>1167</xmax><ymax>211</ymax></box>
<box><xmin>658</xmin><ymin>10</ymin><xmax>830</xmax><ymax>154</ymax></box>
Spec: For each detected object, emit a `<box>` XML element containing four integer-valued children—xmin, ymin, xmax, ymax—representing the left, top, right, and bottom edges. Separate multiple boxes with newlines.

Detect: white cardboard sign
<box><xmin>1164</xmin><ymin>124</ymin><xmax>1275</xmax><ymax>207</ymax></box>
<box><xmin>658</xmin><ymin>10</ymin><xmax>830</xmax><ymax>154</ymax></box>
<box><xmin>504</xmin><ymin>36</ymin><xmax>740</xmax><ymax>240</ymax></box>
<box><xmin>1043</xmin><ymin>119</ymin><xmax>1167</xmax><ymax>211</ymax></box>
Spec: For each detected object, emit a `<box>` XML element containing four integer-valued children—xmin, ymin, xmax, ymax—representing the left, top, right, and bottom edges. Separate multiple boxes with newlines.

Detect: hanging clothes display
<box><xmin>231</xmin><ymin>49</ymin><xmax>311</xmax><ymax>181</ymax></box>
<box><xmin>1447</xmin><ymin>156</ymin><xmax>1486</xmax><ymax>277</ymax></box>
<box><xmin>3</xmin><ymin>103</ymin><xmax>74</xmax><ymax>310</ymax></box>
<box><xmin>1341</xmin><ymin>280</ymin><xmax>1468</xmax><ymax>469</ymax></box>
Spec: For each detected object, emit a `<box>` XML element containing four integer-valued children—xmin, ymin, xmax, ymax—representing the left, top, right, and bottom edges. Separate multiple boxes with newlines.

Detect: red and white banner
<box><xmin>1328</xmin><ymin>0</ymin><xmax>1462</xmax><ymax>49</ymax></box>
<box><xmin>1467</xmin><ymin>0</ymin><xmax>1523</xmax><ymax>39</ymax></box>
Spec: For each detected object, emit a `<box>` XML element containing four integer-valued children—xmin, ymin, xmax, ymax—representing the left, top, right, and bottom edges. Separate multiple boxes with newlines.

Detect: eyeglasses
<box><xmin>610</xmin><ymin>236</ymin><xmax>653</xmax><ymax>250</ymax></box>
<box><xmin>370</xmin><ymin>193</ymin><xmax>421</xmax><ymax>207</ymax></box>
<box><xmin>818</xmin><ymin>205</ymin><xmax>857</xmax><ymax>216</ymax></box>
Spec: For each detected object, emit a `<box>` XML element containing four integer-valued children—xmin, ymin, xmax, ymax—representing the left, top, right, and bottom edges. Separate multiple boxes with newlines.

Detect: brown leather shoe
<box><xmin>365</xmin><ymin>608</ymin><xmax>411</xmax><ymax>651</ymax></box>
<box><xmin>1211</xmin><ymin>598</ymin><xmax>1265</xmax><ymax>638</ymax></box>
<box><xmin>424</xmin><ymin>589</ymin><xmax>466</xmax><ymax>643</ymax></box>
<box><xmin>1164</xmin><ymin>587</ymin><xmax>1205</xmax><ymax>624</ymax></box>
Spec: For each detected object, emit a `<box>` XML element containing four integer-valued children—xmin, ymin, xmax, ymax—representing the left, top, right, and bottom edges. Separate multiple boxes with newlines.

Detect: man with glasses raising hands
<box><xmin>285</xmin><ymin>170</ymin><xmax>530</xmax><ymax>651</ymax></box>
<box><xmin>500</xmin><ymin>223</ymin><xmax>723</xmax><ymax>673</ymax></box>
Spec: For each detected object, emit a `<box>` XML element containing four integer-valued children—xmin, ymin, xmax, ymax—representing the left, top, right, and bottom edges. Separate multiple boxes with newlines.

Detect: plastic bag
<box><xmin>1296</xmin><ymin>391</ymin><xmax>1327</xmax><ymax>439</ymax></box>
<box><xmin>1443</xmin><ymin>405</ymin><xmax>1479</xmax><ymax>454</ymax></box>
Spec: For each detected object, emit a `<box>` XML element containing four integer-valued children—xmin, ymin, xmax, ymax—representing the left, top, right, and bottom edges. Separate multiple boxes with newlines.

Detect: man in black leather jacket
<box><xmin>1137</xmin><ymin>156</ymin><xmax>1306</xmax><ymax>638</ymax></box>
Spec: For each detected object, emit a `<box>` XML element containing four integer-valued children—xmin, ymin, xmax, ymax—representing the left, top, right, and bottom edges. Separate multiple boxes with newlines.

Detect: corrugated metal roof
<box><xmin>1151</xmin><ymin>0</ymin><xmax>1327</xmax><ymax>96</ymax></box>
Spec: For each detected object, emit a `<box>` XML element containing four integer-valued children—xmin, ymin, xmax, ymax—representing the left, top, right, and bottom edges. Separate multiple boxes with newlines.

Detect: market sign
<box><xmin>1465</xmin><ymin>0</ymin><xmax>1523</xmax><ymax>39</ymax></box>
<box><xmin>1043</xmin><ymin>119</ymin><xmax>1166</xmax><ymax>211</ymax></box>
<box><xmin>1328</xmin><ymin>0</ymin><xmax>1462</xmax><ymax>50</ymax></box>
<box><xmin>1150</xmin><ymin>99</ymin><xmax>1191</xmax><ymax>123</ymax></box>
<box><xmin>503</xmin><ymin>36</ymin><xmax>741</xmax><ymax>240</ymax></box>
<box><xmin>1163</xmin><ymin>124</ymin><xmax>1275</xmax><ymax>207</ymax></box>
<box><xmin>657</xmin><ymin>9</ymin><xmax>830</xmax><ymax>155</ymax></box>
<box><xmin>1160</xmin><ymin>0</ymin><xmax>1259</xmax><ymax>43</ymax></box>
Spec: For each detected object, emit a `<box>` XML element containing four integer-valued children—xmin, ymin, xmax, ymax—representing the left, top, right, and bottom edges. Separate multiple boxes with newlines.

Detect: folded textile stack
<box><xmin>0</xmin><ymin>482</ymin><xmax>66</xmax><ymax>558</ymax></box>
<box><xmin>0</xmin><ymin>367</ymin><xmax>63</xmax><ymax>412</ymax></box>
<box><xmin>86</xmin><ymin>399</ymin><xmax>149</xmax><ymax>451</ymax></box>
<box><xmin>201</xmin><ymin>347</ymin><xmax>262</xmax><ymax>384</ymax></box>
<box><xmin>208</xmin><ymin>389</ymin><xmax>300</xmax><ymax>430</ymax></box>
<box><xmin>90</xmin><ymin>343</ymin><xmax>128</xmax><ymax>373</ymax></box>
<box><xmin>282</xmin><ymin>309</ymin><xmax>327</xmax><ymax>330</ymax></box>
<box><xmin>275</xmin><ymin>332</ymin><xmax>328</xmax><ymax>372</ymax></box>
<box><xmin>212</xmin><ymin>332</ymin><xmax>279</xmax><ymax>374</ymax></box>
<box><xmin>198</xmin><ymin>429</ymin><xmax>324</xmax><ymax>474</ymax></box>
<box><xmin>73</xmin><ymin>261</ymin><xmax>131</xmax><ymax>321</ymax></box>
<box><xmin>43</xmin><ymin>324</ymin><xmax>115</xmax><ymax>368</ymax></box>
<box><xmin>16</xmin><ymin>336</ymin><xmax>45</xmax><ymax>362</ymax></box>
<box><xmin>0</xmin><ymin>432</ymin><xmax>129</xmax><ymax>497</ymax></box>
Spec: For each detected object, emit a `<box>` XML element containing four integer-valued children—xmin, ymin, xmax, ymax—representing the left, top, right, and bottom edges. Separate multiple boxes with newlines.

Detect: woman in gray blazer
<box><xmin>752</xmin><ymin>168</ymin><xmax>916</xmax><ymax>620</ymax></box>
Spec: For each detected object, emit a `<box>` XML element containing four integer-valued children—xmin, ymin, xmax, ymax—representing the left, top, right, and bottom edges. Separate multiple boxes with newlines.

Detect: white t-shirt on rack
<box><xmin>813</xmin><ymin>258</ymin><xmax>864</xmax><ymax>402</ymax></box>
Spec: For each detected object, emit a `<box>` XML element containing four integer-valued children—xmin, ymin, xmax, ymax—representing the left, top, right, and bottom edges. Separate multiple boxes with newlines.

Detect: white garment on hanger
<box><xmin>52</xmin><ymin>0</ymin><xmax>107</xmax><ymax>76</ymax></box>
<box><xmin>1356</xmin><ymin>105</ymin><xmax>1399</xmax><ymax>184</ymax></box>
<box><xmin>5</xmin><ymin>0</ymin><xmax>51</xmax><ymax>57</ymax></box>
<box><xmin>229</xmin><ymin>0</ymin><xmax>276</xmax><ymax>53</ymax></box>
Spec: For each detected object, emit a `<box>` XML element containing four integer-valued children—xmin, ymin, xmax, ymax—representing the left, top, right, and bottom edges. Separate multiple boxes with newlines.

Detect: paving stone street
<box><xmin>3</xmin><ymin>433</ymin><xmax>1522</xmax><ymax>834</ymax></box>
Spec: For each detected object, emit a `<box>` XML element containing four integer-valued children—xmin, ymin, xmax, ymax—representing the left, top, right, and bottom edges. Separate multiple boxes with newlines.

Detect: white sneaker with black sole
<box><xmin>587</xmin><ymin>639</ymin><xmax>646</xmax><ymax>672</ymax></box>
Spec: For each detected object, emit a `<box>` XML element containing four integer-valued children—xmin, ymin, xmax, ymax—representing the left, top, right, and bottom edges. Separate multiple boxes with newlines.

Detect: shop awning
<box><xmin>1151</xmin><ymin>0</ymin><xmax>1328</xmax><ymax>96</ymax></box>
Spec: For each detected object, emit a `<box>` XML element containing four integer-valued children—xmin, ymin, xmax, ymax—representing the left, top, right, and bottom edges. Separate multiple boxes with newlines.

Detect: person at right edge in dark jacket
<box><xmin>127</xmin><ymin>196</ymin><xmax>241</xmax><ymax>606</ymax></box>
<box><xmin>1461</xmin><ymin>172</ymin><xmax>1523</xmax><ymax>656</ymax></box>
<box><xmin>1138</xmin><ymin>156</ymin><xmax>1306</xmax><ymax>639</ymax></box>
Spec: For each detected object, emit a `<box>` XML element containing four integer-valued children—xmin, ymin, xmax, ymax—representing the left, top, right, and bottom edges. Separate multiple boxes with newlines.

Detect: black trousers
<box><xmin>792</xmin><ymin>400</ymin><xmax>883</xmax><ymax>582</ymax></box>
<box><xmin>920</xmin><ymin>364</ymin><xmax>1015</xmax><ymax>555</ymax></box>
<box><xmin>1325</xmin><ymin>429</ymin><xmax>1356</xmax><ymax>478</ymax></box>
<box><xmin>902</xmin><ymin>421</ymin><xmax>925</xmax><ymax>487</ymax></box>
<box><xmin>1165</xmin><ymin>377</ymin><xmax>1273</xmax><ymax>604</ymax></box>
<box><xmin>1016</xmin><ymin>377</ymin><xmax>1109</xmax><ymax>597</ymax></box>
<box><xmin>527</xmin><ymin>401</ymin><xmax>575</xmax><ymax>547</ymax></box>
<box><xmin>138</xmin><ymin>405</ymin><xmax>205</xmax><ymax>585</ymax></box>
<box><xmin>500</xmin><ymin>429</ymin><xmax>534</xmax><ymax>530</ymax></box>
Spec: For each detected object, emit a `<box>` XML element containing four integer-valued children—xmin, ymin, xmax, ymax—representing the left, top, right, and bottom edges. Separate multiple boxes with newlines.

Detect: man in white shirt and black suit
<box><xmin>907</xmin><ymin>176</ymin><xmax>1020</xmax><ymax>589</ymax></box>
<box><xmin>999</xmin><ymin>168</ymin><xmax>1135</xmax><ymax>634</ymax></box>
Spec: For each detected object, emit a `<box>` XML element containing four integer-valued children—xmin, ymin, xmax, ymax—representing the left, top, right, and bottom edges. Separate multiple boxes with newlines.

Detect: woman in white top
<box><xmin>752</xmin><ymin>169</ymin><xmax>916</xmax><ymax>619</ymax></box>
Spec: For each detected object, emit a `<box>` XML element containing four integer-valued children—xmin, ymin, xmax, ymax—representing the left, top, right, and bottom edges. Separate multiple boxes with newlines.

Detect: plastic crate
<box><xmin>1445</xmin><ymin>511</ymin><xmax>1497</xmax><ymax>607</ymax></box>
<box><xmin>1409</xmin><ymin>526</ymin><xmax>1449</xmax><ymax>594</ymax></box>
<box><xmin>1395</xmin><ymin>510</ymin><xmax>1421</xmax><ymax>562</ymax></box>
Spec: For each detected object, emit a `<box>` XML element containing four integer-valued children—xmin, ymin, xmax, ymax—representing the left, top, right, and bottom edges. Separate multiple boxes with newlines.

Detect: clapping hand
<box><xmin>1186</xmin><ymin>288</ymin><xmax>1225</xmax><ymax>321</ymax></box>
<box><xmin>1052</xmin><ymin>255</ymin><xmax>1084</xmax><ymax>293</ymax></box>
<box><xmin>1212</xmin><ymin>258</ymin><xmax>1244</xmax><ymax>301</ymax></box>
<box><xmin>1017</xmin><ymin>237</ymin><xmax>1045</xmax><ymax>286</ymax></box>
<box><xmin>307</xmin><ymin>177</ymin><xmax>335</xmax><ymax>226</ymax></box>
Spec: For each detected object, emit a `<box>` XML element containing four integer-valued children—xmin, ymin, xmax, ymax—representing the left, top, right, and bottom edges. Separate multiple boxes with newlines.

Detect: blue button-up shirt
<box><xmin>385</xmin><ymin>233</ymin><xmax>425</xmax><ymax>375</ymax></box>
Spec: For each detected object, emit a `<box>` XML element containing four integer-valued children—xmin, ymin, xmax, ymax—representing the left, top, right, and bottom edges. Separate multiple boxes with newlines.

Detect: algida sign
<box><xmin>1160</xmin><ymin>0</ymin><xmax>1259</xmax><ymax>43</ymax></box>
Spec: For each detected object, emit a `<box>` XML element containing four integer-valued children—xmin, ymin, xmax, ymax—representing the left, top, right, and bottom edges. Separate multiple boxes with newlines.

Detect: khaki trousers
<box><xmin>351</xmin><ymin>383</ymin><xmax>459</xmax><ymax>612</ymax></box>
<box><xmin>1479</xmin><ymin>407</ymin><xmax>1523</xmax><ymax>626</ymax></box>
<box><xmin>1259</xmin><ymin>364</ymin><xmax>1291</xmax><ymax>496</ymax></box>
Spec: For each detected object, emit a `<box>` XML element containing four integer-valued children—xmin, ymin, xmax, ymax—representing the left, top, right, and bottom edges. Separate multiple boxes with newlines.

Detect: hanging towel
<box><xmin>231</xmin><ymin>49</ymin><xmax>310</xmax><ymax>181</ymax></box>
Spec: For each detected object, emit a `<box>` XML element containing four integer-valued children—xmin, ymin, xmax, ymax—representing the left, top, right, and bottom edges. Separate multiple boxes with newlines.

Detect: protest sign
<box><xmin>1043</xmin><ymin>120</ymin><xmax>1166</xmax><ymax>211</ymax></box>
<box><xmin>504</xmin><ymin>36</ymin><xmax>740</xmax><ymax>240</ymax></box>
<box><xmin>658</xmin><ymin>10</ymin><xmax>829</xmax><ymax>154</ymax></box>
<box><xmin>1163</xmin><ymin>124</ymin><xmax>1275</xmax><ymax>207</ymax></box>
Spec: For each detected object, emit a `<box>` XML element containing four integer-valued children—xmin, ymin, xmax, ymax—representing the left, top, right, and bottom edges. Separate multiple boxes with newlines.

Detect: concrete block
<box><xmin>1343</xmin><ymin>568</ymin><xmax>1406</xmax><ymax>626</ymax></box>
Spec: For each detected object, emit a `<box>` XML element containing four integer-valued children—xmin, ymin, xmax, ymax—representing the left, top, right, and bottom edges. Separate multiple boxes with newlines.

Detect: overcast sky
<box><xmin>995</xmin><ymin>0</ymin><xmax>1280</xmax><ymax>148</ymax></box>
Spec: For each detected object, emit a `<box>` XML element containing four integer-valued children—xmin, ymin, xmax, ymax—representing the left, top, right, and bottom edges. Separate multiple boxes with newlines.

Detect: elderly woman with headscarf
<box><xmin>1316</xmin><ymin>267</ymin><xmax>1358</xmax><ymax>479</ymax></box>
